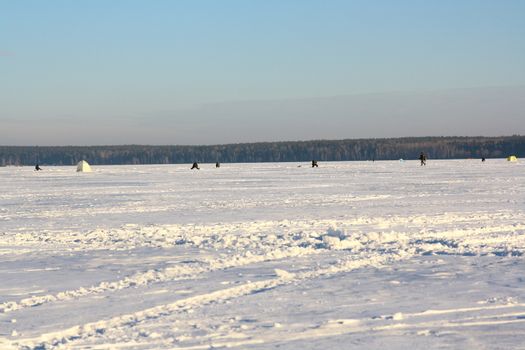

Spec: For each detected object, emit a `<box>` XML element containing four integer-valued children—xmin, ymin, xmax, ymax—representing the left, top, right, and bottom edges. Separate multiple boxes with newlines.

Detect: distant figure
<box><xmin>216</xmin><ymin>162</ymin><xmax>220</xmax><ymax>168</ymax></box>
<box><xmin>312</xmin><ymin>160</ymin><xmax>318</xmax><ymax>168</ymax></box>
<box><xmin>482</xmin><ymin>157</ymin><xmax>486</xmax><ymax>162</ymax></box>
<box><xmin>419</xmin><ymin>152</ymin><xmax>427</xmax><ymax>166</ymax></box>
<box><xmin>191</xmin><ymin>162</ymin><xmax>200</xmax><ymax>170</ymax></box>
<box><xmin>34</xmin><ymin>164</ymin><xmax>42</xmax><ymax>171</ymax></box>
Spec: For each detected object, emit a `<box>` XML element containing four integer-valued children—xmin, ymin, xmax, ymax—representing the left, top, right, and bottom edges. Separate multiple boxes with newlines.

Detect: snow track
<box><xmin>2</xmin><ymin>213</ymin><xmax>522</xmax><ymax>316</ymax></box>
<box><xmin>13</xmin><ymin>254</ymin><xmax>398</xmax><ymax>350</ymax></box>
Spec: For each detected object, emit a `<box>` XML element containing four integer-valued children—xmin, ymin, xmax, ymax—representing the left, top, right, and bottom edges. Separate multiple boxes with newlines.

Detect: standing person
<box><xmin>311</xmin><ymin>160</ymin><xmax>318</xmax><ymax>168</ymax></box>
<box><xmin>215</xmin><ymin>162</ymin><xmax>220</xmax><ymax>168</ymax></box>
<box><xmin>419</xmin><ymin>152</ymin><xmax>426</xmax><ymax>166</ymax></box>
<box><xmin>191</xmin><ymin>162</ymin><xmax>200</xmax><ymax>170</ymax></box>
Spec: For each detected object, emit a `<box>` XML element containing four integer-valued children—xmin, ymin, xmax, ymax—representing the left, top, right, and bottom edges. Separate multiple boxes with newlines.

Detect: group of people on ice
<box><xmin>191</xmin><ymin>154</ymin><xmax>435</xmax><ymax>169</ymax></box>
<box><xmin>191</xmin><ymin>160</ymin><xmax>320</xmax><ymax>170</ymax></box>
<box><xmin>33</xmin><ymin>153</ymin><xmax>448</xmax><ymax>171</ymax></box>
<box><xmin>190</xmin><ymin>153</ymin><xmax>436</xmax><ymax>169</ymax></box>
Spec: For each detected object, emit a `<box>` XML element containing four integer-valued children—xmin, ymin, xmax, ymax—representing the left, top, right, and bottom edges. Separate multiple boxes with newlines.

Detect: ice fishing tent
<box><xmin>76</xmin><ymin>160</ymin><xmax>92</xmax><ymax>172</ymax></box>
<box><xmin>507</xmin><ymin>155</ymin><xmax>518</xmax><ymax>162</ymax></box>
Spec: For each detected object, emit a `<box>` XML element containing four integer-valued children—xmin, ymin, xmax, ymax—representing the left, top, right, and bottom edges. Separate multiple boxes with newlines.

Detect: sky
<box><xmin>1</xmin><ymin>0</ymin><xmax>524</xmax><ymax>146</ymax></box>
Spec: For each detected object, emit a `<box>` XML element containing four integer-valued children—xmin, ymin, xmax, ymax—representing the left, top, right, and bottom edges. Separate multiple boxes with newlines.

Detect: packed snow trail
<box><xmin>2</xmin><ymin>214</ymin><xmax>523</xmax><ymax>315</ymax></box>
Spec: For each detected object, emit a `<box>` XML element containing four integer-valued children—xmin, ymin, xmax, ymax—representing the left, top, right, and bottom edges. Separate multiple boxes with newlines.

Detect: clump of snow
<box><xmin>392</xmin><ymin>312</ymin><xmax>404</xmax><ymax>320</ymax></box>
<box><xmin>274</xmin><ymin>269</ymin><xmax>295</xmax><ymax>280</ymax></box>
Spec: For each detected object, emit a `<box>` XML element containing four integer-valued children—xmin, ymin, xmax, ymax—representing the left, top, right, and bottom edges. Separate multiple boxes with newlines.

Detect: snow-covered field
<box><xmin>1</xmin><ymin>160</ymin><xmax>524</xmax><ymax>349</ymax></box>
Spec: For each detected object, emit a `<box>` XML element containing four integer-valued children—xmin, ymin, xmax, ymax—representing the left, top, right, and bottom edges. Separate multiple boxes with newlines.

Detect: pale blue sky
<box><xmin>1</xmin><ymin>0</ymin><xmax>524</xmax><ymax>145</ymax></box>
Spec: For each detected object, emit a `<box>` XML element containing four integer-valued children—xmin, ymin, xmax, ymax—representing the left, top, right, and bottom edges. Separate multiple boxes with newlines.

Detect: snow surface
<box><xmin>0</xmin><ymin>160</ymin><xmax>524</xmax><ymax>349</ymax></box>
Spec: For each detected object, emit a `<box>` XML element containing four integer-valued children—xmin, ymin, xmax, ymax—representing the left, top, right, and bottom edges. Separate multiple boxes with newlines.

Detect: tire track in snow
<box><xmin>13</xmin><ymin>253</ymin><xmax>402</xmax><ymax>350</ymax></box>
<box><xmin>2</xmin><ymin>216</ymin><xmax>523</xmax><ymax>314</ymax></box>
<box><xmin>0</xmin><ymin>246</ymin><xmax>322</xmax><ymax>314</ymax></box>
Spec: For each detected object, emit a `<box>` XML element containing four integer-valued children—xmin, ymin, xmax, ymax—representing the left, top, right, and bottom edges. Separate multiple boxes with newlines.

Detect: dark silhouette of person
<box><xmin>312</xmin><ymin>160</ymin><xmax>318</xmax><ymax>168</ymax></box>
<box><xmin>35</xmin><ymin>164</ymin><xmax>42</xmax><ymax>171</ymax></box>
<box><xmin>216</xmin><ymin>162</ymin><xmax>220</xmax><ymax>168</ymax></box>
<box><xmin>482</xmin><ymin>157</ymin><xmax>486</xmax><ymax>162</ymax></box>
<box><xmin>191</xmin><ymin>162</ymin><xmax>200</xmax><ymax>170</ymax></box>
<box><xmin>419</xmin><ymin>152</ymin><xmax>427</xmax><ymax>166</ymax></box>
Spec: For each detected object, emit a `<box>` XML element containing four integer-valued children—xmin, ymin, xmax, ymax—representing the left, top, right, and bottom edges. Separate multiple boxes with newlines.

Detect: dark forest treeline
<box><xmin>0</xmin><ymin>136</ymin><xmax>523</xmax><ymax>166</ymax></box>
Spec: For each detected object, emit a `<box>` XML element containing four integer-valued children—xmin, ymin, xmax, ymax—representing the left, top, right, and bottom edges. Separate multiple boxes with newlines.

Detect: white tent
<box><xmin>76</xmin><ymin>160</ymin><xmax>92</xmax><ymax>172</ymax></box>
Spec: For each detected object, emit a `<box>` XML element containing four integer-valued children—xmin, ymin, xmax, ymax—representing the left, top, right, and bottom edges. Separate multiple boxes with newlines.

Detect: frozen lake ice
<box><xmin>1</xmin><ymin>159</ymin><xmax>524</xmax><ymax>349</ymax></box>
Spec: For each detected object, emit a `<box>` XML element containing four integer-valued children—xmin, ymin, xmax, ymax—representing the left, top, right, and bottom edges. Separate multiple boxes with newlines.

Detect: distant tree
<box><xmin>0</xmin><ymin>136</ymin><xmax>524</xmax><ymax>166</ymax></box>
